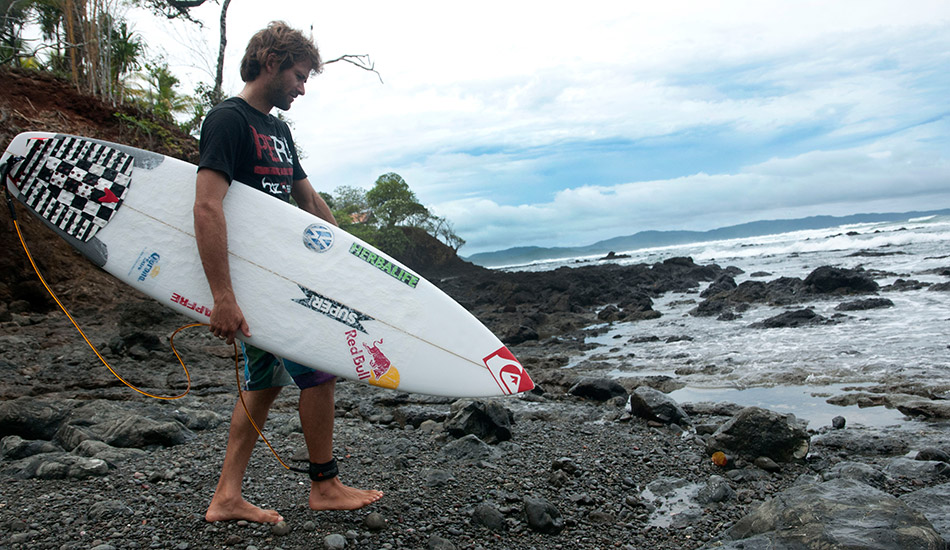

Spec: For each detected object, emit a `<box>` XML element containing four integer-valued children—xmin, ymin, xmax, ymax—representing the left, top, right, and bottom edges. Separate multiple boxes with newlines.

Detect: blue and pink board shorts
<box><xmin>242</xmin><ymin>343</ymin><xmax>336</xmax><ymax>390</ymax></box>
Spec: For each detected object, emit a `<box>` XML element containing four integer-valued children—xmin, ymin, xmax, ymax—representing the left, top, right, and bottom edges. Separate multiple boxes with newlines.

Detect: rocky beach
<box><xmin>2</xmin><ymin>65</ymin><xmax>949</xmax><ymax>550</ymax></box>
<box><xmin>2</xmin><ymin>210</ymin><xmax>950</xmax><ymax>550</ymax></box>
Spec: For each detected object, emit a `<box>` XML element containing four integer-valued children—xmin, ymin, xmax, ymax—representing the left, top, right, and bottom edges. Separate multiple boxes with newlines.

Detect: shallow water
<box><xmin>509</xmin><ymin>215</ymin><xmax>950</xmax><ymax>428</ymax></box>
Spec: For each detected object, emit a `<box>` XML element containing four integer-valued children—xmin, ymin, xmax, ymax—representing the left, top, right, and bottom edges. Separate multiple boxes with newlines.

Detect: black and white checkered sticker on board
<box><xmin>11</xmin><ymin>136</ymin><xmax>133</xmax><ymax>242</ymax></box>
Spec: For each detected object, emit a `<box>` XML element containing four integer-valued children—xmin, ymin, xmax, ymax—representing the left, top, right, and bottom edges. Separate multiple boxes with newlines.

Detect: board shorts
<box><xmin>242</xmin><ymin>343</ymin><xmax>336</xmax><ymax>391</ymax></box>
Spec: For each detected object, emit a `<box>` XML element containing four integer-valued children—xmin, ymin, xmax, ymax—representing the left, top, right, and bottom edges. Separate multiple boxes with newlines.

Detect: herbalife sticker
<box><xmin>293</xmin><ymin>285</ymin><xmax>374</xmax><ymax>333</ymax></box>
<box><xmin>348</xmin><ymin>243</ymin><xmax>420</xmax><ymax>288</ymax></box>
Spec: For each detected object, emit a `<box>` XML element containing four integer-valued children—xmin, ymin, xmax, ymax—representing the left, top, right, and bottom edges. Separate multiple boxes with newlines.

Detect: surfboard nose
<box><xmin>484</xmin><ymin>346</ymin><xmax>534</xmax><ymax>395</ymax></box>
<box><xmin>520</xmin><ymin>368</ymin><xmax>536</xmax><ymax>393</ymax></box>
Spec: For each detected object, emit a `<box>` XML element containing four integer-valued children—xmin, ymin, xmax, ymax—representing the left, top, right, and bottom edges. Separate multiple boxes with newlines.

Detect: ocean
<box><xmin>504</xmin><ymin>215</ymin><xmax>950</xmax><ymax>429</ymax></box>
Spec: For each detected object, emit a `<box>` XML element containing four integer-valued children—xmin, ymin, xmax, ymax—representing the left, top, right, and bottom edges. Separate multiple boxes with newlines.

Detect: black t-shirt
<box><xmin>197</xmin><ymin>97</ymin><xmax>306</xmax><ymax>203</ymax></box>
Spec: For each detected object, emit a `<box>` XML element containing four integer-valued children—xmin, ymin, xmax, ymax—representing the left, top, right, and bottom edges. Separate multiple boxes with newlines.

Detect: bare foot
<box><xmin>309</xmin><ymin>478</ymin><xmax>384</xmax><ymax>511</ymax></box>
<box><xmin>205</xmin><ymin>496</ymin><xmax>284</xmax><ymax>524</ymax></box>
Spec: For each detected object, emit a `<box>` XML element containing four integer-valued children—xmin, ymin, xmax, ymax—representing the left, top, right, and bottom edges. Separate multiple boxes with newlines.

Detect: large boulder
<box><xmin>804</xmin><ymin>266</ymin><xmax>879</xmax><ymax>294</ymax></box>
<box><xmin>715</xmin><ymin>478</ymin><xmax>944</xmax><ymax>550</ymax></box>
<box><xmin>4</xmin><ymin>452</ymin><xmax>110</xmax><ymax>480</ymax></box>
<box><xmin>897</xmin><ymin>400</ymin><xmax>950</xmax><ymax>419</ymax></box>
<box><xmin>569</xmin><ymin>377</ymin><xmax>628</xmax><ymax>402</ymax></box>
<box><xmin>628</xmin><ymin>386</ymin><xmax>690</xmax><ymax>426</ymax></box>
<box><xmin>0</xmin><ymin>397</ymin><xmax>74</xmax><ymax>440</ymax></box>
<box><xmin>440</xmin><ymin>434</ymin><xmax>500</xmax><ymax>462</ymax></box>
<box><xmin>901</xmin><ymin>482</ymin><xmax>950</xmax><ymax>546</ymax></box>
<box><xmin>884</xmin><ymin>458</ymin><xmax>950</xmax><ymax>484</ymax></box>
<box><xmin>444</xmin><ymin>400</ymin><xmax>513</xmax><ymax>444</ymax></box>
<box><xmin>99</xmin><ymin>415</ymin><xmax>191</xmax><ymax>448</ymax></box>
<box><xmin>705</xmin><ymin>407</ymin><xmax>809</xmax><ymax>462</ymax></box>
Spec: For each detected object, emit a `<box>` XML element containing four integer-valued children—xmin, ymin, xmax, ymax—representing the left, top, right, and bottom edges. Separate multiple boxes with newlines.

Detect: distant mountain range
<box><xmin>463</xmin><ymin>209</ymin><xmax>950</xmax><ymax>267</ymax></box>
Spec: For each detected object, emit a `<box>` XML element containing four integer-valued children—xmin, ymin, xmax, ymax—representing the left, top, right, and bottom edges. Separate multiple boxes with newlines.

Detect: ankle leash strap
<box><xmin>309</xmin><ymin>458</ymin><xmax>339</xmax><ymax>482</ymax></box>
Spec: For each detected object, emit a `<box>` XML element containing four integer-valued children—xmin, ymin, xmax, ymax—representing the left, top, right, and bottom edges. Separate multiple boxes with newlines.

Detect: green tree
<box><xmin>1</xmin><ymin>0</ymin><xmax>35</xmax><ymax>66</ymax></box>
<box><xmin>365</xmin><ymin>172</ymin><xmax>429</xmax><ymax>229</ymax></box>
<box><xmin>108</xmin><ymin>18</ymin><xmax>142</xmax><ymax>102</ymax></box>
<box><xmin>425</xmin><ymin>214</ymin><xmax>466</xmax><ymax>252</ymax></box>
<box><xmin>139</xmin><ymin>59</ymin><xmax>194</xmax><ymax>120</ymax></box>
<box><xmin>332</xmin><ymin>185</ymin><xmax>371</xmax><ymax>222</ymax></box>
<box><xmin>328</xmin><ymin>173</ymin><xmax>466</xmax><ymax>256</ymax></box>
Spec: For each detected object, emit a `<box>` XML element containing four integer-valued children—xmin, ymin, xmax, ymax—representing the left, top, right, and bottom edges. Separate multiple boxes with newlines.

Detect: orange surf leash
<box><xmin>4</xmin><ymin>157</ymin><xmax>301</xmax><ymax>472</ymax></box>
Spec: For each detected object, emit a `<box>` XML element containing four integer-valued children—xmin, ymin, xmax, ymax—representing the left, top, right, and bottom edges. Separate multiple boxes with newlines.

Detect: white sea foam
<box><xmin>521</xmin><ymin>215</ymin><xmax>950</xmax><ymax>427</ymax></box>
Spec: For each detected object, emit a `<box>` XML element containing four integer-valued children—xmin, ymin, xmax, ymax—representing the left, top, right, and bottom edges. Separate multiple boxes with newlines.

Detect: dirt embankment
<box><xmin>0</xmin><ymin>67</ymin><xmax>200</xmax><ymax>312</ymax></box>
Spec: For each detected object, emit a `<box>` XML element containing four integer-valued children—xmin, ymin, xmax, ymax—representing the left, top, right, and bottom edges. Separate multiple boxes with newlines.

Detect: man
<box><xmin>194</xmin><ymin>21</ymin><xmax>383</xmax><ymax>524</ymax></box>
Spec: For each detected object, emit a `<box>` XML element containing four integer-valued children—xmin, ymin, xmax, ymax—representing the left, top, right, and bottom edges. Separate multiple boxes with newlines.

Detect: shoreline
<box><xmin>2</xmin><ymin>257</ymin><xmax>949</xmax><ymax>549</ymax></box>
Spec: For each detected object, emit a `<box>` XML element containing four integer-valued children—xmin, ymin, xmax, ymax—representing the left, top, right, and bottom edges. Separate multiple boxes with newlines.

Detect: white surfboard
<box><xmin>2</xmin><ymin>132</ymin><xmax>534</xmax><ymax>397</ymax></box>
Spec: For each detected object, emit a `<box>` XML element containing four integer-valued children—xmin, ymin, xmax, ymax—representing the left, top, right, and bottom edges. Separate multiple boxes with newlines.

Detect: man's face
<box><xmin>266</xmin><ymin>58</ymin><xmax>311</xmax><ymax>111</ymax></box>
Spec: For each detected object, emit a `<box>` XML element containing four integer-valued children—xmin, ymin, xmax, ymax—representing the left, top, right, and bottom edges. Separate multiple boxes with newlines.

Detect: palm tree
<box><xmin>107</xmin><ymin>18</ymin><xmax>141</xmax><ymax>103</ymax></box>
<box><xmin>141</xmin><ymin>60</ymin><xmax>193</xmax><ymax>120</ymax></box>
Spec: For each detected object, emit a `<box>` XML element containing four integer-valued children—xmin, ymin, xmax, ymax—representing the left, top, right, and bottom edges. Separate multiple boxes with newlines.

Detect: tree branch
<box><xmin>324</xmin><ymin>53</ymin><xmax>383</xmax><ymax>84</ymax></box>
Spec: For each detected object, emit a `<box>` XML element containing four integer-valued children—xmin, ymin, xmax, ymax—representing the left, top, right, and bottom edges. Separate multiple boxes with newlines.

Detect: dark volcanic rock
<box><xmin>917</xmin><ymin>448</ymin><xmax>950</xmax><ymax>463</ymax></box>
<box><xmin>0</xmin><ymin>435</ymin><xmax>62</xmax><ymax>459</ymax></box>
<box><xmin>444</xmin><ymin>400</ymin><xmax>513</xmax><ymax>444</ymax></box>
<box><xmin>692</xmin><ymin>265</ymin><xmax>881</xmax><ymax>319</ymax></box>
<box><xmin>629</xmin><ymin>386</ymin><xmax>690</xmax><ymax>426</ymax></box>
<box><xmin>474</xmin><ymin>503</ymin><xmax>506</xmax><ymax>532</ymax></box>
<box><xmin>900</xmin><ymin>483</ymin><xmax>950</xmax><ymax>546</ymax></box>
<box><xmin>811</xmin><ymin>429</ymin><xmax>911</xmax><ymax>457</ymax></box>
<box><xmin>523</xmin><ymin>496</ymin><xmax>564</xmax><ymax>534</ymax></box>
<box><xmin>5</xmin><ymin>452</ymin><xmax>110</xmax><ymax>480</ymax></box>
<box><xmin>803</xmin><ymin>266</ymin><xmax>879</xmax><ymax>294</ymax></box>
<box><xmin>719</xmin><ymin>478</ymin><xmax>945</xmax><ymax>549</ymax></box>
<box><xmin>750</xmin><ymin>308</ymin><xmax>834</xmax><ymax>329</ymax></box>
<box><xmin>835</xmin><ymin>297</ymin><xmax>894</xmax><ymax>311</ymax></box>
<box><xmin>568</xmin><ymin>377</ymin><xmax>628</xmax><ymax>402</ymax></box>
<box><xmin>896</xmin><ymin>399</ymin><xmax>950</xmax><ymax>419</ymax></box>
<box><xmin>0</xmin><ymin>397</ymin><xmax>74</xmax><ymax>440</ymax></box>
<box><xmin>701</xmin><ymin>274</ymin><xmax>737</xmax><ymax>298</ymax></box>
<box><xmin>705</xmin><ymin>407</ymin><xmax>809</xmax><ymax>462</ymax></box>
<box><xmin>99</xmin><ymin>415</ymin><xmax>191</xmax><ymax>448</ymax></box>
<box><xmin>435</xmin><ymin>257</ymin><xmax>723</xmax><ymax>338</ymax></box>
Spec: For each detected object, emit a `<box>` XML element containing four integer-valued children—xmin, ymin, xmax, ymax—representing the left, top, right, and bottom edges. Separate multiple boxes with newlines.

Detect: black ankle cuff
<box><xmin>309</xmin><ymin>458</ymin><xmax>339</xmax><ymax>482</ymax></box>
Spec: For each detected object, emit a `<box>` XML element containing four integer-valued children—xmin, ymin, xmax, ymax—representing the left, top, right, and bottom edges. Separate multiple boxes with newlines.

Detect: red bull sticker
<box><xmin>343</xmin><ymin>330</ymin><xmax>400</xmax><ymax>389</ymax></box>
<box><xmin>484</xmin><ymin>347</ymin><xmax>534</xmax><ymax>395</ymax></box>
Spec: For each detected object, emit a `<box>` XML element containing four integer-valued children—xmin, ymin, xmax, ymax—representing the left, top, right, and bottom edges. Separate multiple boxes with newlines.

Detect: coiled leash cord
<box><xmin>2</xmin><ymin>156</ymin><xmax>315</xmax><ymax>476</ymax></box>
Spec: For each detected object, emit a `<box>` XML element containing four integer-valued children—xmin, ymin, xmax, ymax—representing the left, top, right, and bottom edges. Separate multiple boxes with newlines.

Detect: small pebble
<box><xmin>364</xmin><ymin>511</ymin><xmax>387</xmax><ymax>531</ymax></box>
<box><xmin>271</xmin><ymin>520</ymin><xmax>291</xmax><ymax>536</ymax></box>
<box><xmin>324</xmin><ymin>533</ymin><xmax>347</xmax><ymax>550</ymax></box>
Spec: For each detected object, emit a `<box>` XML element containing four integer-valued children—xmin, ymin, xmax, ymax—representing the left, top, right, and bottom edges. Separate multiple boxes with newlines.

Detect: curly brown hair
<box><xmin>240</xmin><ymin>21</ymin><xmax>323</xmax><ymax>82</ymax></box>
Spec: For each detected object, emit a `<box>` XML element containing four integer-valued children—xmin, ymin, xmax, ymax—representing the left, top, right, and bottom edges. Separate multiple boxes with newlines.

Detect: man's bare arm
<box><xmin>193</xmin><ymin>168</ymin><xmax>250</xmax><ymax>344</ymax></box>
<box><xmin>291</xmin><ymin>178</ymin><xmax>338</xmax><ymax>226</ymax></box>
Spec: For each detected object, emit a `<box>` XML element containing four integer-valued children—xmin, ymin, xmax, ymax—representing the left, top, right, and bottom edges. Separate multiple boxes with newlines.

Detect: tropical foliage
<box><xmin>1</xmin><ymin>0</ymin><xmax>194</xmax><ymax>126</ymax></box>
<box><xmin>331</xmin><ymin>173</ymin><xmax>465</xmax><ymax>255</ymax></box>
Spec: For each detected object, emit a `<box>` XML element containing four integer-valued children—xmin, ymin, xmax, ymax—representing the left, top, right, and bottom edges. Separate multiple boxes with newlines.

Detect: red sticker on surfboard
<box><xmin>483</xmin><ymin>347</ymin><xmax>534</xmax><ymax>395</ymax></box>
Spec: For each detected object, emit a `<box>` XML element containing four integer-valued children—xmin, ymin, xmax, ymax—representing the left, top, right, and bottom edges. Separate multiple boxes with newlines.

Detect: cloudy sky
<box><xmin>133</xmin><ymin>0</ymin><xmax>950</xmax><ymax>255</ymax></box>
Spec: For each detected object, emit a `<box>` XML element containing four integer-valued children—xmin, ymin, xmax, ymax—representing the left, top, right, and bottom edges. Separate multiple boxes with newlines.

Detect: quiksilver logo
<box><xmin>293</xmin><ymin>285</ymin><xmax>374</xmax><ymax>333</ymax></box>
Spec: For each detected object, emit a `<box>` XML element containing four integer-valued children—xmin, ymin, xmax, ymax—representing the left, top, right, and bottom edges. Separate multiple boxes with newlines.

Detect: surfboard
<box><xmin>1</xmin><ymin>132</ymin><xmax>534</xmax><ymax>397</ymax></box>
